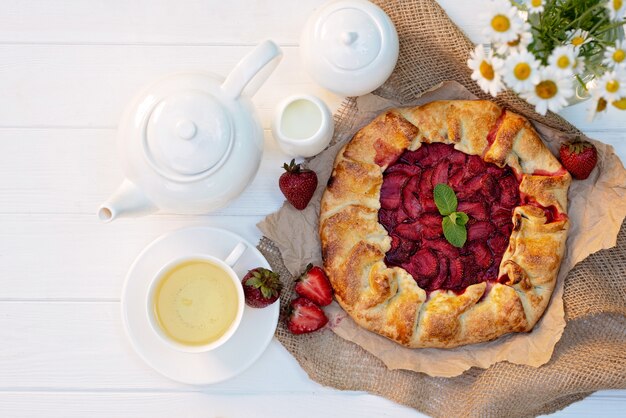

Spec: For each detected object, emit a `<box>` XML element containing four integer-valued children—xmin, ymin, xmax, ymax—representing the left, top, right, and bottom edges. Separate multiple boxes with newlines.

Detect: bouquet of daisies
<box><xmin>468</xmin><ymin>0</ymin><xmax>626</xmax><ymax>118</ymax></box>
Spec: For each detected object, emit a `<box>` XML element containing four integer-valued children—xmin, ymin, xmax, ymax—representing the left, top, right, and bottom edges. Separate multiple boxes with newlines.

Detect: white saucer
<box><xmin>121</xmin><ymin>226</ymin><xmax>279</xmax><ymax>385</ymax></box>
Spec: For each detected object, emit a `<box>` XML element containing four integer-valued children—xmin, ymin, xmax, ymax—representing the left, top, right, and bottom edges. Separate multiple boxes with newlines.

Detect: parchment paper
<box><xmin>258</xmin><ymin>81</ymin><xmax>626</xmax><ymax>377</ymax></box>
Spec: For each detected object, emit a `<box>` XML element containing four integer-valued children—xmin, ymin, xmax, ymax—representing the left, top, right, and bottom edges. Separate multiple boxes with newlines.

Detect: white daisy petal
<box><xmin>502</xmin><ymin>48</ymin><xmax>541</xmax><ymax>93</ymax></box>
<box><xmin>548</xmin><ymin>45</ymin><xmax>578</xmax><ymax>76</ymax></box>
<box><xmin>606</xmin><ymin>0</ymin><xmax>626</xmax><ymax>21</ymax></box>
<box><xmin>468</xmin><ymin>44</ymin><xmax>504</xmax><ymax>97</ymax></box>
<box><xmin>495</xmin><ymin>22</ymin><xmax>533</xmax><ymax>55</ymax></box>
<box><xmin>521</xmin><ymin>66</ymin><xmax>575</xmax><ymax>115</ymax></box>
<box><xmin>603</xmin><ymin>40</ymin><xmax>626</xmax><ymax>69</ymax></box>
<box><xmin>525</xmin><ymin>0</ymin><xmax>545</xmax><ymax>14</ymax></box>
<box><xmin>565</xmin><ymin>29</ymin><xmax>591</xmax><ymax>49</ymax></box>
<box><xmin>482</xmin><ymin>0</ymin><xmax>525</xmax><ymax>44</ymax></box>
<box><xmin>593</xmin><ymin>70</ymin><xmax>626</xmax><ymax>102</ymax></box>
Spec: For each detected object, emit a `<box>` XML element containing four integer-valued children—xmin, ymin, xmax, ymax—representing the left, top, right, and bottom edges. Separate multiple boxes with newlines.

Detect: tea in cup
<box><xmin>146</xmin><ymin>243</ymin><xmax>246</xmax><ymax>352</ymax></box>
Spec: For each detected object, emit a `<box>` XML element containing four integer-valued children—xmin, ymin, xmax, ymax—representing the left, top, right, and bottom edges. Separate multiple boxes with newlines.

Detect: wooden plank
<box><xmin>0</xmin><ymin>0</ymin><xmax>326</xmax><ymax>46</ymax></box>
<box><xmin>0</xmin><ymin>128</ymin><xmax>290</xmax><ymax>216</ymax></box>
<box><xmin>0</xmin><ymin>0</ymin><xmax>484</xmax><ymax>47</ymax></box>
<box><xmin>0</xmin><ymin>44</ymin><xmax>342</xmax><ymax>129</ymax></box>
<box><xmin>0</xmin><ymin>214</ymin><xmax>268</xmax><ymax>299</ymax></box>
<box><xmin>0</xmin><ymin>301</ymin><xmax>321</xmax><ymax>391</ymax></box>
<box><xmin>0</xmin><ymin>392</ymin><xmax>624</xmax><ymax>418</ymax></box>
<box><xmin>0</xmin><ymin>392</ymin><xmax>423</xmax><ymax>417</ymax></box>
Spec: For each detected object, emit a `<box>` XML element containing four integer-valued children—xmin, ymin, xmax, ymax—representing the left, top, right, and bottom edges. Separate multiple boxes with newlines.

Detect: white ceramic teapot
<box><xmin>98</xmin><ymin>40</ymin><xmax>282</xmax><ymax>222</ymax></box>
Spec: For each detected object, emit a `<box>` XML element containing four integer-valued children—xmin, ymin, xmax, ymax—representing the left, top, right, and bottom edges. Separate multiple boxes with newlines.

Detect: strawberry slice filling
<box><xmin>379</xmin><ymin>143</ymin><xmax>523</xmax><ymax>292</ymax></box>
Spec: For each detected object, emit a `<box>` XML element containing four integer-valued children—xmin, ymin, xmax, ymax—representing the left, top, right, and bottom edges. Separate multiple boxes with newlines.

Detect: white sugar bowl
<box><xmin>300</xmin><ymin>0</ymin><xmax>399</xmax><ymax>97</ymax></box>
<box><xmin>272</xmin><ymin>94</ymin><xmax>334</xmax><ymax>158</ymax></box>
<box><xmin>98</xmin><ymin>40</ymin><xmax>282</xmax><ymax>222</ymax></box>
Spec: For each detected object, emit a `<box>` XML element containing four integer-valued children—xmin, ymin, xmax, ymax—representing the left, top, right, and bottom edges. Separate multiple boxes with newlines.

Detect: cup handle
<box><xmin>224</xmin><ymin>242</ymin><xmax>247</xmax><ymax>267</ymax></box>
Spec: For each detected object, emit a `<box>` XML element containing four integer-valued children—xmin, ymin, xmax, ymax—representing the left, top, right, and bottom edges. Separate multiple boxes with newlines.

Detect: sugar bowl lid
<box><xmin>300</xmin><ymin>0</ymin><xmax>399</xmax><ymax>97</ymax></box>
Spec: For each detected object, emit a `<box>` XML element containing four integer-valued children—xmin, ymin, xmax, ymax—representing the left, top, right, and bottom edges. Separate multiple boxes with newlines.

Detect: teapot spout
<box><xmin>98</xmin><ymin>179</ymin><xmax>157</xmax><ymax>223</ymax></box>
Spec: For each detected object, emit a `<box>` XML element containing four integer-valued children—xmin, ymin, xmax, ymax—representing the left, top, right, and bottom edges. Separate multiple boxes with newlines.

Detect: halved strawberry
<box><xmin>468</xmin><ymin>241</ymin><xmax>493</xmax><ymax>269</ymax></box>
<box><xmin>488</xmin><ymin>233</ymin><xmax>510</xmax><ymax>255</ymax></box>
<box><xmin>402</xmin><ymin>175</ymin><xmax>422</xmax><ymax>219</ymax></box>
<box><xmin>381</xmin><ymin>172</ymin><xmax>409</xmax><ymax>210</ymax></box>
<box><xmin>386</xmin><ymin>163</ymin><xmax>422</xmax><ymax>177</ymax></box>
<box><xmin>432</xmin><ymin>160</ymin><xmax>450</xmax><ymax>186</ymax></box>
<box><xmin>410</xmin><ymin>248</ymin><xmax>439</xmax><ymax>278</ymax></box>
<box><xmin>447</xmin><ymin>257</ymin><xmax>464</xmax><ymax>289</ymax></box>
<box><xmin>418</xmin><ymin>213</ymin><xmax>443</xmax><ymax>239</ymax></box>
<box><xmin>498</xmin><ymin>174</ymin><xmax>520</xmax><ymax>206</ymax></box>
<box><xmin>394</xmin><ymin>220</ymin><xmax>423</xmax><ymax>241</ymax></box>
<box><xmin>457</xmin><ymin>201</ymin><xmax>488</xmax><ymax>221</ymax></box>
<box><xmin>287</xmin><ymin>297</ymin><xmax>329</xmax><ymax>334</ymax></box>
<box><xmin>295</xmin><ymin>264</ymin><xmax>333</xmax><ymax>306</ymax></box>
<box><xmin>467</xmin><ymin>221</ymin><xmax>495</xmax><ymax>241</ymax></box>
<box><xmin>386</xmin><ymin>235</ymin><xmax>417</xmax><ymax>265</ymax></box>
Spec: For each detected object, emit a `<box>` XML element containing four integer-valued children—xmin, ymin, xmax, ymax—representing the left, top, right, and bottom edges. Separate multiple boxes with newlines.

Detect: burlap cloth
<box><xmin>256</xmin><ymin>1</ymin><xmax>626</xmax><ymax>416</ymax></box>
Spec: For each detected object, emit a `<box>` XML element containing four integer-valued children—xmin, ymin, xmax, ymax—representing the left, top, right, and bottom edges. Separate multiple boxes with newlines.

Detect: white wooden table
<box><xmin>0</xmin><ymin>1</ymin><xmax>624</xmax><ymax>416</ymax></box>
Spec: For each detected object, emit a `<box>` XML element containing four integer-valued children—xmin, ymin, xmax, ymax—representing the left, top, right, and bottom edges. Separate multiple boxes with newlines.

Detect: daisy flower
<box><xmin>588</xmin><ymin>96</ymin><xmax>608</xmax><ymax>121</ymax></box>
<box><xmin>612</xmin><ymin>97</ymin><xmax>626</xmax><ymax>110</ymax></box>
<box><xmin>495</xmin><ymin>22</ymin><xmax>533</xmax><ymax>55</ymax></box>
<box><xmin>521</xmin><ymin>66</ymin><xmax>574</xmax><ymax>115</ymax></box>
<box><xmin>468</xmin><ymin>44</ymin><xmax>505</xmax><ymax>97</ymax></box>
<box><xmin>548</xmin><ymin>45</ymin><xmax>578</xmax><ymax>76</ymax></box>
<box><xmin>592</xmin><ymin>70</ymin><xmax>626</xmax><ymax>102</ymax></box>
<box><xmin>603</xmin><ymin>40</ymin><xmax>626</xmax><ymax>68</ymax></box>
<box><xmin>525</xmin><ymin>0</ymin><xmax>545</xmax><ymax>14</ymax></box>
<box><xmin>482</xmin><ymin>0</ymin><xmax>524</xmax><ymax>44</ymax></box>
<box><xmin>605</xmin><ymin>0</ymin><xmax>626</xmax><ymax>21</ymax></box>
<box><xmin>565</xmin><ymin>29</ymin><xmax>591</xmax><ymax>48</ymax></box>
<box><xmin>502</xmin><ymin>49</ymin><xmax>541</xmax><ymax>93</ymax></box>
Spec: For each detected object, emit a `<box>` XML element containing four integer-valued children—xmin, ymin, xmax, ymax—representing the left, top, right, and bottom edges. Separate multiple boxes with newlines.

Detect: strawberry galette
<box><xmin>319</xmin><ymin>100</ymin><xmax>570</xmax><ymax>348</ymax></box>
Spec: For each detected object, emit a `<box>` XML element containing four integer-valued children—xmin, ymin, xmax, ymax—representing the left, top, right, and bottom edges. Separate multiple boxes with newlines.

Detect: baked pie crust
<box><xmin>319</xmin><ymin>100</ymin><xmax>570</xmax><ymax>348</ymax></box>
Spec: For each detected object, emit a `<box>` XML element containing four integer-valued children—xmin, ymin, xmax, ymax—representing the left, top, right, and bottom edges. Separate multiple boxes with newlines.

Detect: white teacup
<box><xmin>146</xmin><ymin>242</ymin><xmax>246</xmax><ymax>353</ymax></box>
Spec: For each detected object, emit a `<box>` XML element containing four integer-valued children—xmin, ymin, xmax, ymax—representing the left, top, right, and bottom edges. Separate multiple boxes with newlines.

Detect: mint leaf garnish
<box><xmin>434</xmin><ymin>184</ymin><xmax>468</xmax><ymax>248</ymax></box>
<box><xmin>442</xmin><ymin>216</ymin><xmax>467</xmax><ymax>248</ymax></box>
<box><xmin>433</xmin><ymin>183</ymin><xmax>457</xmax><ymax>216</ymax></box>
<box><xmin>450</xmin><ymin>211</ymin><xmax>469</xmax><ymax>226</ymax></box>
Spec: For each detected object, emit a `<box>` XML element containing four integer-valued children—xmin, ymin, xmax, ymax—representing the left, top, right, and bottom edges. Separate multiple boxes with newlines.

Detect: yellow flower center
<box><xmin>607</xmin><ymin>80</ymin><xmax>620</xmax><ymax>93</ymax></box>
<box><xmin>571</xmin><ymin>36</ymin><xmax>584</xmax><ymax>46</ymax></box>
<box><xmin>557</xmin><ymin>56</ymin><xmax>570</xmax><ymax>69</ymax></box>
<box><xmin>531</xmin><ymin>0</ymin><xmax>542</xmax><ymax>6</ymax></box>
<box><xmin>479</xmin><ymin>60</ymin><xmax>495</xmax><ymax>80</ymax></box>
<box><xmin>536</xmin><ymin>80</ymin><xmax>558</xmax><ymax>99</ymax></box>
<box><xmin>514</xmin><ymin>63</ymin><xmax>531</xmax><ymax>80</ymax></box>
<box><xmin>613</xmin><ymin>0</ymin><xmax>623</xmax><ymax>11</ymax></box>
<box><xmin>612</xmin><ymin>97</ymin><xmax>626</xmax><ymax>110</ymax></box>
<box><xmin>597</xmin><ymin>97</ymin><xmax>608</xmax><ymax>112</ymax></box>
<box><xmin>491</xmin><ymin>15</ymin><xmax>510</xmax><ymax>32</ymax></box>
<box><xmin>613</xmin><ymin>49</ymin><xmax>625</xmax><ymax>63</ymax></box>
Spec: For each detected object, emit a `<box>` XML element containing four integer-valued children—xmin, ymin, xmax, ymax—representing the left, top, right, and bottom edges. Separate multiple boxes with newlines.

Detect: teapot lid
<box><xmin>142</xmin><ymin>90</ymin><xmax>233</xmax><ymax>181</ymax></box>
<box><xmin>300</xmin><ymin>0</ymin><xmax>399</xmax><ymax>97</ymax></box>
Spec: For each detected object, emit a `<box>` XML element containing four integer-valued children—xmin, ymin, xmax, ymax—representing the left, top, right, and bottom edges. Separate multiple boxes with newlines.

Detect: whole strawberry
<box><xmin>295</xmin><ymin>264</ymin><xmax>333</xmax><ymax>306</ymax></box>
<box><xmin>242</xmin><ymin>268</ymin><xmax>282</xmax><ymax>308</ymax></box>
<box><xmin>559</xmin><ymin>140</ymin><xmax>597</xmax><ymax>180</ymax></box>
<box><xmin>279</xmin><ymin>159</ymin><xmax>318</xmax><ymax>210</ymax></box>
<box><xmin>287</xmin><ymin>297</ymin><xmax>328</xmax><ymax>334</ymax></box>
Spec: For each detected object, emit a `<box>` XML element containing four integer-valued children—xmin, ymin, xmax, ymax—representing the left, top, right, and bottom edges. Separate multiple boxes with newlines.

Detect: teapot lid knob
<box><xmin>176</xmin><ymin>119</ymin><xmax>197</xmax><ymax>140</ymax></box>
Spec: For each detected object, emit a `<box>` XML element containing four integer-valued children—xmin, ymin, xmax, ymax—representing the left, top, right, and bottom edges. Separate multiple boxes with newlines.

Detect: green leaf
<box><xmin>433</xmin><ymin>184</ymin><xmax>458</xmax><ymax>216</ymax></box>
<box><xmin>452</xmin><ymin>211</ymin><xmax>469</xmax><ymax>226</ymax></box>
<box><xmin>442</xmin><ymin>216</ymin><xmax>467</xmax><ymax>248</ymax></box>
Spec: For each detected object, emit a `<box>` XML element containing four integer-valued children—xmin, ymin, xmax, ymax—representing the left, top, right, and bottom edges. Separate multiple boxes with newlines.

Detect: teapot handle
<box><xmin>221</xmin><ymin>40</ymin><xmax>283</xmax><ymax>100</ymax></box>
